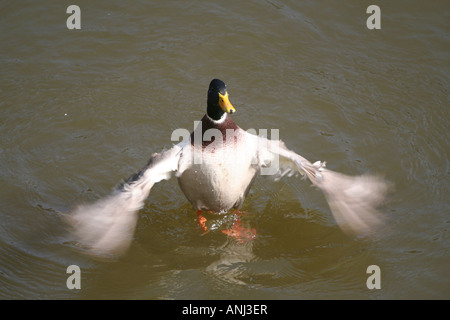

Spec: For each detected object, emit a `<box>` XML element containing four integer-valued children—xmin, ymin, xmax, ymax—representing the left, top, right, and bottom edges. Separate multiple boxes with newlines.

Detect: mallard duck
<box><xmin>66</xmin><ymin>79</ymin><xmax>388</xmax><ymax>258</ymax></box>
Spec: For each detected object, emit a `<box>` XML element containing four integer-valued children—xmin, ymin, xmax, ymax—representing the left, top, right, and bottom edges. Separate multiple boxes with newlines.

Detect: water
<box><xmin>0</xmin><ymin>0</ymin><xmax>448</xmax><ymax>299</ymax></box>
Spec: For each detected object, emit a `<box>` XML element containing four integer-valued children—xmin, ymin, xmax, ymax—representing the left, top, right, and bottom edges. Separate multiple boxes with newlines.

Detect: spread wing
<box><xmin>252</xmin><ymin>134</ymin><xmax>389</xmax><ymax>236</ymax></box>
<box><xmin>64</xmin><ymin>142</ymin><xmax>186</xmax><ymax>259</ymax></box>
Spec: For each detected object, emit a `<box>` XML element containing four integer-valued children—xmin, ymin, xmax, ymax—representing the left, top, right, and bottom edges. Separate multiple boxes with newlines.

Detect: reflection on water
<box><xmin>0</xmin><ymin>0</ymin><xmax>449</xmax><ymax>299</ymax></box>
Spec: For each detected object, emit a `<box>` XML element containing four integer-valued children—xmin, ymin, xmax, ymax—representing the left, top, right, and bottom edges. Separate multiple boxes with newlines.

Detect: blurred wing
<box><xmin>64</xmin><ymin>142</ymin><xmax>186</xmax><ymax>259</ymax></box>
<box><xmin>253</xmin><ymin>134</ymin><xmax>389</xmax><ymax>236</ymax></box>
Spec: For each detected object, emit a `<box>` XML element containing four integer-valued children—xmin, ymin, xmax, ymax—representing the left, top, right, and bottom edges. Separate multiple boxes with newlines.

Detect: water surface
<box><xmin>0</xmin><ymin>0</ymin><xmax>449</xmax><ymax>299</ymax></box>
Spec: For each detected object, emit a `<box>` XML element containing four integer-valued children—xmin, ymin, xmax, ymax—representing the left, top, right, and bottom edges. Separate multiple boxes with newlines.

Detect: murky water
<box><xmin>0</xmin><ymin>0</ymin><xmax>448</xmax><ymax>299</ymax></box>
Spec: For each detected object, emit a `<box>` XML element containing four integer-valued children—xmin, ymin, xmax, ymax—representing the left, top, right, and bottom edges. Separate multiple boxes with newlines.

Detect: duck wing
<box><xmin>64</xmin><ymin>142</ymin><xmax>186</xmax><ymax>259</ymax></box>
<box><xmin>252</xmin><ymin>133</ymin><xmax>389</xmax><ymax>236</ymax></box>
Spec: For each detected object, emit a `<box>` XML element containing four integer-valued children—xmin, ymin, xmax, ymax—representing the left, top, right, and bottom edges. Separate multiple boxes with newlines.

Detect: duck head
<box><xmin>207</xmin><ymin>79</ymin><xmax>236</xmax><ymax>121</ymax></box>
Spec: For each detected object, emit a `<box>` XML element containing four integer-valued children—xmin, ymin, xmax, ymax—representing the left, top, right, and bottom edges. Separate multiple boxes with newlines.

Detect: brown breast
<box><xmin>190</xmin><ymin>114</ymin><xmax>241</xmax><ymax>149</ymax></box>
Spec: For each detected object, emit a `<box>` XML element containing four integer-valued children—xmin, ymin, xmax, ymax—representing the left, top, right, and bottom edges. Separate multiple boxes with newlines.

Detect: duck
<box><xmin>66</xmin><ymin>79</ymin><xmax>388</xmax><ymax>258</ymax></box>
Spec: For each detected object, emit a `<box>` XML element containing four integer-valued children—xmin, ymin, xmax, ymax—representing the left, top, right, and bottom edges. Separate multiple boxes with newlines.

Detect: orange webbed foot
<box><xmin>196</xmin><ymin>210</ymin><xmax>208</xmax><ymax>233</ymax></box>
<box><xmin>221</xmin><ymin>210</ymin><xmax>256</xmax><ymax>243</ymax></box>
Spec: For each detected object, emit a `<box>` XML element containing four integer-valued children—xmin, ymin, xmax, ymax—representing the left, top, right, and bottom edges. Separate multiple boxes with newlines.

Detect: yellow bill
<box><xmin>218</xmin><ymin>92</ymin><xmax>236</xmax><ymax>114</ymax></box>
